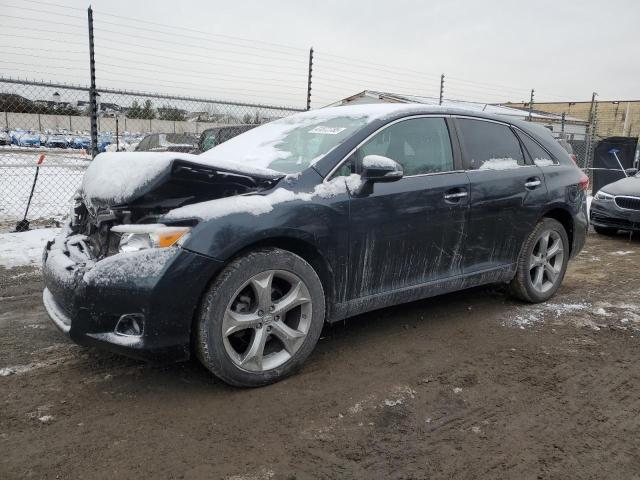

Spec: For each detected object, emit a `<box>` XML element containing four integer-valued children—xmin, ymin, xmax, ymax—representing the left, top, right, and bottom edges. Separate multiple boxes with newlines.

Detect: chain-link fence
<box><xmin>0</xmin><ymin>78</ymin><xmax>303</xmax><ymax>231</ymax></box>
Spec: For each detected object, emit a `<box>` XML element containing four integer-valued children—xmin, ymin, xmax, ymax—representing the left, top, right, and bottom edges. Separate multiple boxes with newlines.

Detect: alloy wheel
<box><xmin>222</xmin><ymin>270</ymin><xmax>312</xmax><ymax>372</ymax></box>
<box><xmin>528</xmin><ymin>230</ymin><xmax>564</xmax><ymax>294</ymax></box>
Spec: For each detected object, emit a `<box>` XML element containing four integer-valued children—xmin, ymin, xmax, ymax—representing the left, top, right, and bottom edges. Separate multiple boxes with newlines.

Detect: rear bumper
<box><xmin>590</xmin><ymin>199</ymin><xmax>640</xmax><ymax>231</ymax></box>
<box><xmin>42</xmin><ymin>230</ymin><xmax>224</xmax><ymax>362</ymax></box>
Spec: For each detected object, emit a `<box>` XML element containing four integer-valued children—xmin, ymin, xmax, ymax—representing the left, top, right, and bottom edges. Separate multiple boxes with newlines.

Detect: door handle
<box><xmin>443</xmin><ymin>191</ymin><xmax>469</xmax><ymax>203</ymax></box>
<box><xmin>444</xmin><ymin>192</ymin><xmax>468</xmax><ymax>200</ymax></box>
<box><xmin>524</xmin><ymin>178</ymin><xmax>541</xmax><ymax>189</ymax></box>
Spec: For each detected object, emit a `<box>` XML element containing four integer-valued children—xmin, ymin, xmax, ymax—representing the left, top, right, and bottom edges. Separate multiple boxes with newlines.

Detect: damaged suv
<box><xmin>43</xmin><ymin>104</ymin><xmax>589</xmax><ymax>387</ymax></box>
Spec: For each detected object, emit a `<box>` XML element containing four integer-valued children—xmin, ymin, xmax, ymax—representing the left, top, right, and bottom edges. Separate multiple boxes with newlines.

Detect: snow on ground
<box><xmin>0</xmin><ymin>151</ymin><xmax>88</xmax><ymax>223</ymax></box>
<box><xmin>0</xmin><ymin>228</ymin><xmax>59</xmax><ymax>268</ymax></box>
<box><xmin>504</xmin><ymin>299</ymin><xmax>640</xmax><ymax>332</ymax></box>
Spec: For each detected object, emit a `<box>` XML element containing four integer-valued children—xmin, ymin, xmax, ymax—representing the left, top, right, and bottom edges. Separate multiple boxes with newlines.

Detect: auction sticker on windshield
<box><xmin>308</xmin><ymin>126</ymin><xmax>347</xmax><ymax>135</ymax></box>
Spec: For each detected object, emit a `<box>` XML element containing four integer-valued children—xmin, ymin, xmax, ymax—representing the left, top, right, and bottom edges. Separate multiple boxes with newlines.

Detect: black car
<box><xmin>590</xmin><ymin>171</ymin><xmax>640</xmax><ymax>234</ymax></box>
<box><xmin>42</xmin><ymin>104</ymin><xmax>589</xmax><ymax>387</ymax></box>
<box><xmin>135</xmin><ymin>133</ymin><xmax>198</xmax><ymax>153</ymax></box>
<box><xmin>197</xmin><ymin>124</ymin><xmax>256</xmax><ymax>153</ymax></box>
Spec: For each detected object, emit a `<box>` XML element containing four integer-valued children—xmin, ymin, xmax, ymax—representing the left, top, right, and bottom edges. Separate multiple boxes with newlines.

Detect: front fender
<box><xmin>179</xmin><ymin>199</ymin><xmax>348</xmax><ymax>263</ymax></box>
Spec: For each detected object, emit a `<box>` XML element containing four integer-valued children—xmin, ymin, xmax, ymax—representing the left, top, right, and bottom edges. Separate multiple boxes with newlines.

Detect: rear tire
<box><xmin>509</xmin><ymin>218</ymin><xmax>569</xmax><ymax>303</ymax></box>
<box><xmin>594</xmin><ymin>225</ymin><xmax>618</xmax><ymax>236</ymax></box>
<box><xmin>196</xmin><ymin>248</ymin><xmax>325</xmax><ymax>387</ymax></box>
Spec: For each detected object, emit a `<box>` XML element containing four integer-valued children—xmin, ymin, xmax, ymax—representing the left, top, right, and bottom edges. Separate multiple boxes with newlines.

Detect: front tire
<box><xmin>509</xmin><ymin>218</ymin><xmax>569</xmax><ymax>303</ymax></box>
<box><xmin>196</xmin><ymin>248</ymin><xmax>325</xmax><ymax>387</ymax></box>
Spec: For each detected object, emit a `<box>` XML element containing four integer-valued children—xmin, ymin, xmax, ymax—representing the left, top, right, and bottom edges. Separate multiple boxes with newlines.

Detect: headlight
<box><xmin>112</xmin><ymin>224</ymin><xmax>191</xmax><ymax>253</ymax></box>
<box><xmin>594</xmin><ymin>190</ymin><xmax>614</xmax><ymax>201</ymax></box>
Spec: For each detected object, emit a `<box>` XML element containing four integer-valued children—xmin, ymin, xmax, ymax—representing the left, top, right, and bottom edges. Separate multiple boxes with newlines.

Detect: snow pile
<box><xmin>362</xmin><ymin>154</ymin><xmax>397</xmax><ymax>169</ymax></box>
<box><xmin>479</xmin><ymin>158</ymin><xmax>521</xmax><ymax>170</ymax></box>
<box><xmin>164</xmin><ymin>174</ymin><xmax>361</xmax><ymax>221</ymax></box>
<box><xmin>81</xmin><ymin>152</ymin><xmax>280</xmax><ymax>207</ymax></box>
<box><xmin>83</xmin><ymin>248</ymin><xmax>177</xmax><ymax>286</ymax></box>
<box><xmin>0</xmin><ymin>228</ymin><xmax>59</xmax><ymax>268</ymax></box>
<box><xmin>610</xmin><ymin>250</ymin><xmax>634</xmax><ymax>256</ymax></box>
<box><xmin>533</xmin><ymin>158</ymin><xmax>556</xmax><ymax>167</ymax></box>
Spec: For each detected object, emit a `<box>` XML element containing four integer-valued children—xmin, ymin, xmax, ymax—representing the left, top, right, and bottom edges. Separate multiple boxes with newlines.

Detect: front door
<box><xmin>453</xmin><ymin>117</ymin><xmax>548</xmax><ymax>272</ymax></box>
<box><xmin>341</xmin><ymin>116</ymin><xmax>470</xmax><ymax>300</ymax></box>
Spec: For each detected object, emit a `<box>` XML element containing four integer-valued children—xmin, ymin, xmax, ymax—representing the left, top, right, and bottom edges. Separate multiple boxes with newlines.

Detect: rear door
<box><xmin>343</xmin><ymin>116</ymin><xmax>470</xmax><ymax>299</ymax></box>
<box><xmin>454</xmin><ymin>117</ymin><xmax>548</xmax><ymax>272</ymax></box>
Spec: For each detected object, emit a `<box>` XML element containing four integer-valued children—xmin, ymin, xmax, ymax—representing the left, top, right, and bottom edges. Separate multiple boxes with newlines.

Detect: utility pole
<box><xmin>306</xmin><ymin>47</ymin><xmax>314</xmax><ymax>111</ymax></box>
<box><xmin>585</xmin><ymin>91</ymin><xmax>598</xmax><ymax>169</ymax></box>
<box><xmin>439</xmin><ymin>74</ymin><xmax>445</xmax><ymax>105</ymax></box>
<box><xmin>87</xmin><ymin>6</ymin><xmax>98</xmax><ymax>158</ymax></box>
<box><xmin>528</xmin><ymin>89</ymin><xmax>535</xmax><ymax>121</ymax></box>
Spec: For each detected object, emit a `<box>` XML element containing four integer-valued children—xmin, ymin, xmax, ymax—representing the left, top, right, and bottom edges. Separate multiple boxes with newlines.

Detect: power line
<box><xmin>92</xmin><ymin>9</ymin><xmax>305</xmax><ymax>53</ymax></box>
<box><xmin>91</xmin><ymin>18</ymin><xmax>306</xmax><ymax>59</ymax></box>
<box><xmin>4</xmin><ymin>4</ymin><xmax>85</xmax><ymax>20</ymax></box>
<box><xmin>13</xmin><ymin>0</ymin><xmax>81</xmax><ymax>11</ymax></box>
<box><xmin>97</xmin><ymin>52</ymin><xmax>304</xmax><ymax>83</ymax></box>
<box><xmin>92</xmin><ymin>27</ymin><xmax>306</xmax><ymax>65</ymax></box>
<box><xmin>93</xmin><ymin>38</ymin><xmax>306</xmax><ymax>74</ymax></box>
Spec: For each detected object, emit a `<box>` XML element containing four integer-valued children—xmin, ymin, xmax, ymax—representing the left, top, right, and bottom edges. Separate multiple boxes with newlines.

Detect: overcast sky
<box><xmin>2</xmin><ymin>0</ymin><xmax>638</xmax><ymax>109</ymax></box>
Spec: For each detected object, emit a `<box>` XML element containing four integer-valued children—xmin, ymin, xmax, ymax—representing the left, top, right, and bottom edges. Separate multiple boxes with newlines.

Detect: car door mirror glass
<box><xmin>361</xmin><ymin>155</ymin><xmax>403</xmax><ymax>182</ymax></box>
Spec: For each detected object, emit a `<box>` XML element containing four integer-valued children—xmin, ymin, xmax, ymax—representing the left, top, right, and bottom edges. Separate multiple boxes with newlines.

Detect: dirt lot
<box><xmin>1</xmin><ymin>230</ymin><xmax>639</xmax><ymax>480</ymax></box>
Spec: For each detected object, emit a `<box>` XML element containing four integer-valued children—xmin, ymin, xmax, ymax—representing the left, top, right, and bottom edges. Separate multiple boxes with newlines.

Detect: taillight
<box><xmin>578</xmin><ymin>172</ymin><xmax>589</xmax><ymax>191</ymax></box>
<box><xmin>570</xmin><ymin>154</ymin><xmax>578</xmax><ymax>164</ymax></box>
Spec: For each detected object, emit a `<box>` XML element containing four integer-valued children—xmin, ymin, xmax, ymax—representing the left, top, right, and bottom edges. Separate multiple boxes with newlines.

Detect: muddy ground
<box><xmin>1</xmin><ymin>230</ymin><xmax>639</xmax><ymax>480</ymax></box>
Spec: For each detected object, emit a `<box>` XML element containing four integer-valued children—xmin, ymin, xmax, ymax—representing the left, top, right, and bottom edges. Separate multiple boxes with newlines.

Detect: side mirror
<box><xmin>361</xmin><ymin>155</ymin><xmax>403</xmax><ymax>182</ymax></box>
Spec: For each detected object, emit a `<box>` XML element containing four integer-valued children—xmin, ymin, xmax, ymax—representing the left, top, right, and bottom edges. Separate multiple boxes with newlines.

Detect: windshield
<box><xmin>199</xmin><ymin>110</ymin><xmax>373</xmax><ymax>174</ymax></box>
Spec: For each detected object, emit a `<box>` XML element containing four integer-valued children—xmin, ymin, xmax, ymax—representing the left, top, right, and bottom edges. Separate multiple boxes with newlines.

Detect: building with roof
<box><xmin>502</xmin><ymin>100</ymin><xmax>640</xmax><ymax>139</ymax></box>
<box><xmin>327</xmin><ymin>90</ymin><xmax>587</xmax><ymax>139</ymax></box>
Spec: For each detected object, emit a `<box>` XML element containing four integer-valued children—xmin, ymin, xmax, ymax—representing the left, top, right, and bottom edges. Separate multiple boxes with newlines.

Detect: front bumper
<box><xmin>42</xmin><ymin>230</ymin><xmax>224</xmax><ymax>362</ymax></box>
<box><xmin>590</xmin><ymin>198</ymin><xmax>640</xmax><ymax>231</ymax></box>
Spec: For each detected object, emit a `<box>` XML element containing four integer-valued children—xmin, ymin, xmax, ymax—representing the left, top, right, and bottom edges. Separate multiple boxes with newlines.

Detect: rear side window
<box><xmin>355</xmin><ymin>117</ymin><xmax>454</xmax><ymax>176</ymax></box>
<box><xmin>457</xmin><ymin>119</ymin><xmax>524</xmax><ymax>170</ymax></box>
<box><xmin>518</xmin><ymin>132</ymin><xmax>558</xmax><ymax>166</ymax></box>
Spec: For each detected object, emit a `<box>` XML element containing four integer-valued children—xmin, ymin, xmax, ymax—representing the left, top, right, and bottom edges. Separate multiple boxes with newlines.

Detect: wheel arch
<box><xmin>190</xmin><ymin>234</ymin><xmax>336</xmax><ymax>345</ymax></box>
<box><xmin>541</xmin><ymin>207</ymin><xmax>574</xmax><ymax>254</ymax></box>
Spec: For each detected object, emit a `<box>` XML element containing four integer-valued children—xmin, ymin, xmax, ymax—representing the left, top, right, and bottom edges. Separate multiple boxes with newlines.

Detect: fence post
<box><xmin>439</xmin><ymin>74</ymin><xmax>445</xmax><ymax>105</ymax></box>
<box><xmin>116</xmin><ymin>116</ymin><xmax>119</xmax><ymax>151</ymax></box>
<box><xmin>585</xmin><ymin>92</ymin><xmax>598</xmax><ymax>170</ymax></box>
<box><xmin>69</xmin><ymin>115</ymin><xmax>72</xmax><ymax>131</ymax></box>
<box><xmin>560</xmin><ymin>112</ymin><xmax>565</xmax><ymax>137</ymax></box>
<box><xmin>306</xmin><ymin>47</ymin><xmax>314</xmax><ymax>111</ymax></box>
<box><xmin>38</xmin><ymin>113</ymin><xmax>41</xmax><ymax>132</ymax></box>
<box><xmin>528</xmin><ymin>89</ymin><xmax>534</xmax><ymax>121</ymax></box>
<box><xmin>87</xmin><ymin>6</ymin><xmax>99</xmax><ymax>158</ymax></box>
<box><xmin>4</xmin><ymin>110</ymin><xmax>8</xmax><ymax>129</ymax></box>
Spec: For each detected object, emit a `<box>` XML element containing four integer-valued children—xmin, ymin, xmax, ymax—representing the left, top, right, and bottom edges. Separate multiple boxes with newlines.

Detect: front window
<box><xmin>199</xmin><ymin>111</ymin><xmax>372</xmax><ymax>174</ymax></box>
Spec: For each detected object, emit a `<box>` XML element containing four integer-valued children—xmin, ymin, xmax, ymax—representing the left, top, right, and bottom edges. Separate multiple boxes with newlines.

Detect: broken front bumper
<box><xmin>42</xmin><ymin>229</ymin><xmax>223</xmax><ymax>362</ymax></box>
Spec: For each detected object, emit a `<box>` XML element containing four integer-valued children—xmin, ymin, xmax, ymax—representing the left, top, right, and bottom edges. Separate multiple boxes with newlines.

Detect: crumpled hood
<box><xmin>601</xmin><ymin>176</ymin><xmax>640</xmax><ymax>196</ymax></box>
<box><xmin>81</xmin><ymin>152</ymin><xmax>282</xmax><ymax>209</ymax></box>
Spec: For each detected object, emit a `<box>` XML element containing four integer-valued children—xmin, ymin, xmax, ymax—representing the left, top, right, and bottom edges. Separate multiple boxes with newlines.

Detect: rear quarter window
<box><xmin>457</xmin><ymin>118</ymin><xmax>525</xmax><ymax>170</ymax></box>
<box><xmin>517</xmin><ymin>131</ymin><xmax>558</xmax><ymax>166</ymax></box>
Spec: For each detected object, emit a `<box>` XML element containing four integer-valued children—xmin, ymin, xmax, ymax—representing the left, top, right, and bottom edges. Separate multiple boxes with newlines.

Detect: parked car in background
<box><xmin>134</xmin><ymin>133</ymin><xmax>198</xmax><ymax>153</ymax></box>
<box><xmin>45</xmin><ymin>133</ymin><xmax>70</xmax><ymax>149</ymax></box>
<box><xmin>72</xmin><ymin>136</ymin><xmax>91</xmax><ymax>150</ymax></box>
<box><xmin>93</xmin><ymin>134</ymin><xmax>112</xmax><ymax>153</ymax></box>
<box><xmin>43</xmin><ymin>104</ymin><xmax>589</xmax><ymax>387</ymax></box>
<box><xmin>197</xmin><ymin>124</ymin><xmax>256</xmax><ymax>153</ymax></box>
<box><xmin>10</xmin><ymin>129</ymin><xmax>28</xmax><ymax>145</ymax></box>
<box><xmin>17</xmin><ymin>132</ymin><xmax>41</xmax><ymax>147</ymax></box>
<box><xmin>0</xmin><ymin>130</ymin><xmax>11</xmax><ymax>145</ymax></box>
<box><xmin>556</xmin><ymin>138</ymin><xmax>578</xmax><ymax>164</ymax></box>
<box><xmin>590</xmin><ymin>170</ymin><xmax>640</xmax><ymax>234</ymax></box>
